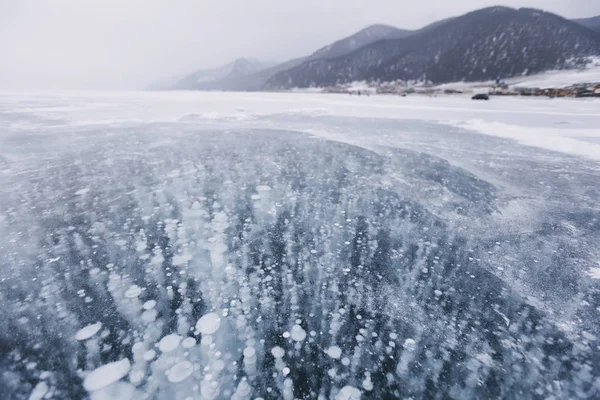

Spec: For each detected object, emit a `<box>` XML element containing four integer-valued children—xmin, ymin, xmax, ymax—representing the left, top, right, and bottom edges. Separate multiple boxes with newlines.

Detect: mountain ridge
<box><xmin>170</xmin><ymin>24</ymin><xmax>410</xmax><ymax>91</ymax></box>
<box><xmin>162</xmin><ymin>8</ymin><xmax>600</xmax><ymax>92</ymax></box>
<box><xmin>264</xmin><ymin>7</ymin><xmax>600</xmax><ymax>89</ymax></box>
<box><xmin>573</xmin><ymin>16</ymin><xmax>600</xmax><ymax>33</ymax></box>
<box><xmin>173</xmin><ymin>58</ymin><xmax>275</xmax><ymax>90</ymax></box>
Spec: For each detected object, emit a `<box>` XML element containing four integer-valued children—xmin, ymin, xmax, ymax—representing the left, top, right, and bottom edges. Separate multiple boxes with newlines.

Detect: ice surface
<box><xmin>75</xmin><ymin>322</ymin><xmax>102</xmax><ymax>341</ymax></box>
<box><xmin>83</xmin><ymin>359</ymin><xmax>131</xmax><ymax>392</ymax></box>
<box><xmin>2</xmin><ymin>91</ymin><xmax>600</xmax><ymax>399</ymax></box>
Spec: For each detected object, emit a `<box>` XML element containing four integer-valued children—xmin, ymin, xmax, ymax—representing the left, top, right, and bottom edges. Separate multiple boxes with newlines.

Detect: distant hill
<box><xmin>265</xmin><ymin>7</ymin><xmax>600</xmax><ymax>89</ymax></box>
<box><xmin>170</xmin><ymin>24</ymin><xmax>408</xmax><ymax>91</ymax></box>
<box><xmin>573</xmin><ymin>16</ymin><xmax>600</xmax><ymax>33</ymax></box>
<box><xmin>307</xmin><ymin>24</ymin><xmax>412</xmax><ymax>61</ymax></box>
<box><xmin>173</xmin><ymin>58</ymin><xmax>276</xmax><ymax>90</ymax></box>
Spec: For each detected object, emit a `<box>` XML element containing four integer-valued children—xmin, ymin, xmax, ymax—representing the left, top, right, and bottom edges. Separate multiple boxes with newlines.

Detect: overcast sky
<box><xmin>1</xmin><ymin>0</ymin><xmax>599</xmax><ymax>90</ymax></box>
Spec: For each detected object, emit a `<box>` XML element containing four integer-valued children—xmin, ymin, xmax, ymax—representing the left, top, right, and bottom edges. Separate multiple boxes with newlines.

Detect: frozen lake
<box><xmin>1</xmin><ymin>92</ymin><xmax>600</xmax><ymax>399</ymax></box>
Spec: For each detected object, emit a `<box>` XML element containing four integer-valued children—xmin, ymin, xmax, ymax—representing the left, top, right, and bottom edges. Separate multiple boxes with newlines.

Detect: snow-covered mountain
<box><xmin>573</xmin><ymin>16</ymin><xmax>600</xmax><ymax>33</ymax></box>
<box><xmin>173</xmin><ymin>58</ymin><xmax>276</xmax><ymax>90</ymax></box>
<box><xmin>265</xmin><ymin>7</ymin><xmax>600</xmax><ymax>89</ymax></box>
<box><xmin>171</xmin><ymin>25</ymin><xmax>408</xmax><ymax>91</ymax></box>
<box><xmin>308</xmin><ymin>24</ymin><xmax>411</xmax><ymax>61</ymax></box>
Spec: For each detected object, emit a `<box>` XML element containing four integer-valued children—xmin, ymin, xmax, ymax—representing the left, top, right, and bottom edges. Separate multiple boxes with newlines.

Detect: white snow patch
<box><xmin>167</xmin><ymin>361</ymin><xmax>194</xmax><ymax>383</ymax></box>
<box><xmin>83</xmin><ymin>359</ymin><xmax>131</xmax><ymax>392</ymax></box>
<box><xmin>75</xmin><ymin>322</ymin><xmax>102</xmax><ymax>341</ymax></box>
<box><xmin>158</xmin><ymin>334</ymin><xmax>182</xmax><ymax>353</ymax></box>
<box><xmin>510</xmin><ymin>65</ymin><xmax>600</xmax><ymax>89</ymax></box>
<box><xmin>452</xmin><ymin>120</ymin><xmax>600</xmax><ymax>161</ymax></box>
<box><xmin>196</xmin><ymin>312</ymin><xmax>221</xmax><ymax>335</ymax></box>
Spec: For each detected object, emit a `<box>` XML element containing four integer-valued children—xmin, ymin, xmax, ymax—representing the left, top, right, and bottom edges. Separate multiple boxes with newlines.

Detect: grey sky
<box><xmin>1</xmin><ymin>0</ymin><xmax>599</xmax><ymax>90</ymax></box>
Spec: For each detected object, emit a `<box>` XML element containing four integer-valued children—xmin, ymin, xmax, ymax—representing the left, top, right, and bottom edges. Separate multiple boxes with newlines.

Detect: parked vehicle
<box><xmin>472</xmin><ymin>93</ymin><xmax>489</xmax><ymax>100</ymax></box>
